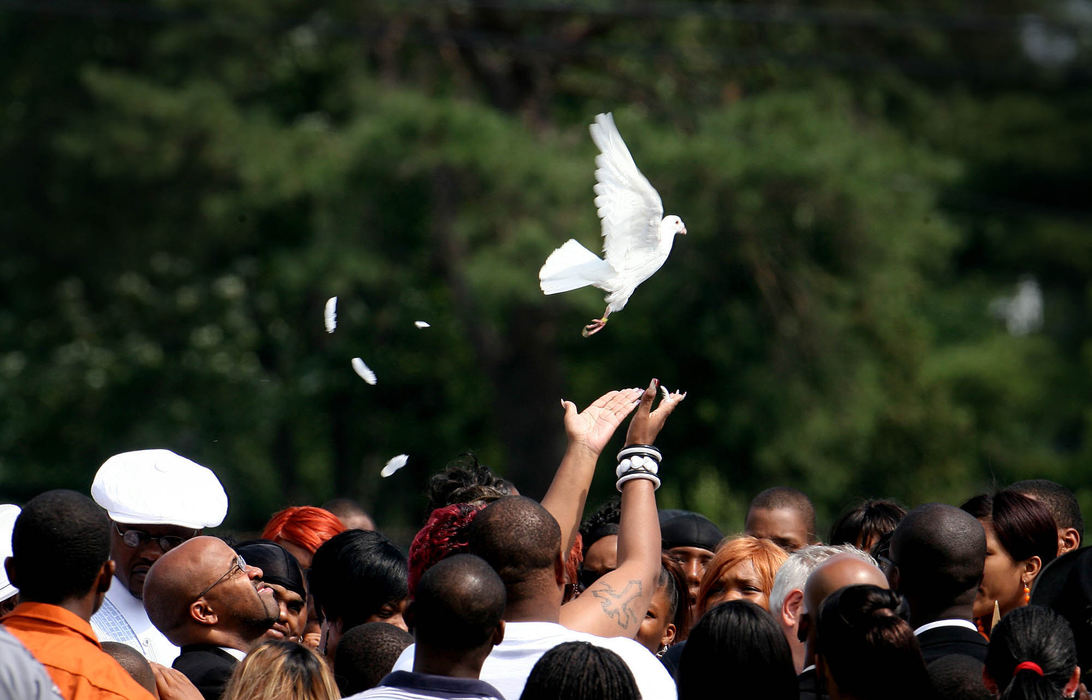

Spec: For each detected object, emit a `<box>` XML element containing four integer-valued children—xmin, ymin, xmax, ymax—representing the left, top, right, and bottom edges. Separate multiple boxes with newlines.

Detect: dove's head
<box><xmin>661</xmin><ymin>215</ymin><xmax>687</xmax><ymax>237</ymax></box>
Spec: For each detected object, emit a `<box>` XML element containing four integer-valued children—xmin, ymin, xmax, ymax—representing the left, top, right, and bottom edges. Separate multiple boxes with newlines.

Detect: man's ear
<box><xmin>553</xmin><ymin>551</ymin><xmax>566</xmax><ymax>586</ymax></box>
<box><xmin>4</xmin><ymin>557</ymin><xmax>17</xmax><ymax>588</ymax></box>
<box><xmin>982</xmin><ymin>667</ymin><xmax>999</xmax><ymax>695</ymax></box>
<box><xmin>190</xmin><ymin>599</ymin><xmax>219</xmax><ymax>626</ymax></box>
<box><xmin>1061</xmin><ymin>528</ymin><xmax>1082</xmax><ymax>555</ymax></box>
<box><xmin>96</xmin><ymin>560</ymin><xmax>115</xmax><ymax>593</ymax></box>
<box><xmin>782</xmin><ymin>589</ymin><xmax>804</xmax><ymax>628</ymax></box>
<box><xmin>888</xmin><ymin>565</ymin><xmax>901</xmax><ymax>593</ymax></box>
<box><xmin>492</xmin><ymin>620</ymin><xmax>505</xmax><ymax>646</ymax></box>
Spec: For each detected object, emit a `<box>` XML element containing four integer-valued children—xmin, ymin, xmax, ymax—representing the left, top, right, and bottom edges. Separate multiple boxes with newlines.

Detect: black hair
<box><xmin>334</xmin><ymin>622</ymin><xmax>414</xmax><ymax>696</ymax></box>
<box><xmin>961</xmin><ymin>490</ymin><xmax>1058</xmax><ymax>568</ymax></box>
<box><xmin>102</xmin><ymin>641</ymin><xmax>157</xmax><ymax>696</ymax></box>
<box><xmin>1011</xmin><ymin>479</ymin><xmax>1084</xmax><ymax>539</ymax></box>
<box><xmin>928</xmin><ymin>654</ymin><xmax>992</xmax><ymax>700</ymax></box>
<box><xmin>580</xmin><ymin>498</ymin><xmax>621</xmax><ymax>552</ymax></box>
<box><xmin>468</xmin><ymin>497</ymin><xmax>560</xmax><ymax>590</ymax></box>
<box><xmin>890</xmin><ymin>503</ymin><xmax>986</xmax><ymax>614</ymax></box>
<box><xmin>520</xmin><ymin>642</ymin><xmax>639</xmax><ymax>700</ymax></box>
<box><xmin>411</xmin><ymin>554</ymin><xmax>505</xmax><ymax>651</ymax></box>
<box><xmin>830</xmin><ymin>499</ymin><xmax>907</xmax><ymax>550</ymax></box>
<box><xmin>10</xmin><ymin>490</ymin><xmax>110</xmax><ymax>603</ymax></box>
<box><xmin>748</xmin><ymin>487</ymin><xmax>817</xmax><ymax>541</ymax></box>
<box><xmin>986</xmin><ymin>605</ymin><xmax>1077</xmax><ymax>700</ymax></box>
<box><xmin>816</xmin><ymin>585</ymin><xmax>932</xmax><ymax>700</ymax></box>
<box><xmin>677</xmin><ymin>600</ymin><xmax>797</xmax><ymax>700</ymax></box>
<box><xmin>426</xmin><ymin>453</ymin><xmax>511</xmax><ymax>513</ymax></box>
<box><xmin>309</xmin><ymin>529</ymin><xmax>408</xmax><ymax>628</ymax></box>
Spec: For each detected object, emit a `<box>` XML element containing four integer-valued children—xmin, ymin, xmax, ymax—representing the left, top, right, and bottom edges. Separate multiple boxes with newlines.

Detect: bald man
<box><xmin>889</xmin><ymin>503</ymin><xmax>987</xmax><ymax>665</ymax></box>
<box><xmin>143</xmin><ymin>536</ymin><xmax>278</xmax><ymax>700</ymax></box>
<box><xmin>798</xmin><ymin>553</ymin><xmax>889</xmax><ymax>700</ymax></box>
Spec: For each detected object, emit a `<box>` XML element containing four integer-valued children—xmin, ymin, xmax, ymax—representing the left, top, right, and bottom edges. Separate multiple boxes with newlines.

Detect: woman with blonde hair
<box><xmin>695</xmin><ymin>535</ymin><xmax>789</xmax><ymax>618</ymax></box>
<box><xmin>221</xmin><ymin>641</ymin><xmax>339</xmax><ymax>700</ymax></box>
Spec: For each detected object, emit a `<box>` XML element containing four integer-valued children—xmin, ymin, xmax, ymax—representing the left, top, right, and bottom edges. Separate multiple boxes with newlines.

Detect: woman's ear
<box><xmin>661</xmin><ymin>622</ymin><xmax>677</xmax><ymax>648</ymax></box>
<box><xmin>1024</xmin><ymin>555</ymin><xmax>1043</xmax><ymax>582</ymax></box>
<box><xmin>1063</xmin><ymin>666</ymin><xmax>1081</xmax><ymax>697</ymax></box>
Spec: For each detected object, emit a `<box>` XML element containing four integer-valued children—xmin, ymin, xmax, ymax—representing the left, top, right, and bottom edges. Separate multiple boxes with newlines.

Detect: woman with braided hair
<box><xmin>984</xmin><ymin>605</ymin><xmax>1081</xmax><ymax>700</ymax></box>
<box><xmin>520</xmin><ymin>642</ymin><xmax>639</xmax><ymax>700</ymax></box>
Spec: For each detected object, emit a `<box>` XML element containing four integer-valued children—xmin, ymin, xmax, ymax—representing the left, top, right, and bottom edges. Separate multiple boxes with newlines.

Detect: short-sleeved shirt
<box><xmin>0</xmin><ymin>626</ymin><xmax>63</xmax><ymax>700</ymax></box>
<box><xmin>393</xmin><ymin>621</ymin><xmax>676</xmax><ymax>700</ymax></box>
<box><xmin>3</xmin><ymin>602</ymin><xmax>156</xmax><ymax>700</ymax></box>
<box><xmin>345</xmin><ymin>670</ymin><xmax>505</xmax><ymax>700</ymax></box>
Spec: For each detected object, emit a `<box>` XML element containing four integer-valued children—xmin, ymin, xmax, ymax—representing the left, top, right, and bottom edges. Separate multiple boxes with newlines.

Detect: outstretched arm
<box><xmin>560</xmin><ymin>379</ymin><xmax>686</xmax><ymax>639</ymax></box>
<box><xmin>540</xmin><ymin>387</ymin><xmax>644</xmax><ymax>557</ymax></box>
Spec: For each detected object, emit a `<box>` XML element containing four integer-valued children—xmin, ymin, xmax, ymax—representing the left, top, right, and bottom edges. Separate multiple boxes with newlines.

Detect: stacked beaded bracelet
<box><xmin>615</xmin><ymin>444</ymin><xmax>662</xmax><ymax>491</ymax></box>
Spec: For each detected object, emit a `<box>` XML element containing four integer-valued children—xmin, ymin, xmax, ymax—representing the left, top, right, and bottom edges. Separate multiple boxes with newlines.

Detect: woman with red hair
<box><xmin>262</xmin><ymin>506</ymin><xmax>347</xmax><ymax>570</ymax></box>
<box><xmin>695</xmin><ymin>536</ymin><xmax>789</xmax><ymax>619</ymax></box>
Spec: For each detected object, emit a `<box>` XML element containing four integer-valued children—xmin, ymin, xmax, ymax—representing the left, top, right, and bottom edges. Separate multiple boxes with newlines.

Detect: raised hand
<box><xmin>561</xmin><ymin>387</ymin><xmax>644</xmax><ymax>457</ymax></box>
<box><xmin>624</xmin><ymin>378</ymin><xmax>687</xmax><ymax>447</ymax></box>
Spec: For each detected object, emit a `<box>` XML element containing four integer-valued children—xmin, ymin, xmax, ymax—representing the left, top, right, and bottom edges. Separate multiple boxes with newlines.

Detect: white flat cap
<box><xmin>91</xmin><ymin>449</ymin><xmax>228</xmax><ymax>529</ymax></box>
<box><xmin>0</xmin><ymin>504</ymin><xmax>19</xmax><ymax>601</ymax></box>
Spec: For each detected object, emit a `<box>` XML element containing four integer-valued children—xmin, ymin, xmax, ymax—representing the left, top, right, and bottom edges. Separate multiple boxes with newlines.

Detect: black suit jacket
<box><xmin>917</xmin><ymin>624</ymin><xmax>988</xmax><ymax>665</ymax></box>
<box><xmin>173</xmin><ymin>644</ymin><xmax>240</xmax><ymax>700</ymax></box>
<box><xmin>799</xmin><ymin>666</ymin><xmax>830</xmax><ymax>700</ymax></box>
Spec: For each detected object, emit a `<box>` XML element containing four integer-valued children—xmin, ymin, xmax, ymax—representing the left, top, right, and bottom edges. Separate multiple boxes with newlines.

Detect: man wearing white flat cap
<box><xmin>0</xmin><ymin>504</ymin><xmax>21</xmax><ymax>615</ymax></box>
<box><xmin>89</xmin><ymin>448</ymin><xmax>229</xmax><ymax>665</ymax></box>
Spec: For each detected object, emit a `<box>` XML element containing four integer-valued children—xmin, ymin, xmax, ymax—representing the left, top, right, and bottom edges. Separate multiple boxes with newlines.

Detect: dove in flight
<box><xmin>539</xmin><ymin>112</ymin><xmax>686</xmax><ymax>336</ymax></box>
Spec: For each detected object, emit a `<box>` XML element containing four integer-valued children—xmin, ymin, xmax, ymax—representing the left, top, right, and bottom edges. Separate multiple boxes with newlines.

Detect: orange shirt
<box><xmin>3</xmin><ymin>602</ymin><xmax>155</xmax><ymax>700</ymax></box>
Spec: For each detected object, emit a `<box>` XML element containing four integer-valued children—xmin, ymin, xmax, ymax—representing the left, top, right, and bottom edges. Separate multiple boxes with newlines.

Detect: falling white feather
<box><xmin>381</xmin><ymin>454</ymin><xmax>409</xmax><ymax>477</ymax></box>
<box><xmin>414</xmin><ymin>321</ymin><xmax>431</xmax><ymax>329</ymax></box>
<box><xmin>539</xmin><ymin>112</ymin><xmax>687</xmax><ymax>336</ymax></box>
<box><xmin>660</xmin><ymin>385</ymin><xmax>669</xmax><ymax>401</ymax></box>
<box><xmin>351</xmin><ymin>357</ymin><xmax>377</xmax><ymax>385</ymax></box>
<box><xmin>324</xmin><ymin>297</ymin><xmax>338</xmax><ymax>333</ymax></box>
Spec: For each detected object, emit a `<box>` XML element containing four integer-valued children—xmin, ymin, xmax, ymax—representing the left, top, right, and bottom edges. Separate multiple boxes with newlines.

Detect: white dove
<box><xmin>539</xmin><ymin>112</ymin><xmax>686</xmax><ymax>337</ymax></box>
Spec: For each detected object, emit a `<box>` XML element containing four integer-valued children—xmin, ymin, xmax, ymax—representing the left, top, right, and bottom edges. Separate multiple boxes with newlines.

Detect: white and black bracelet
<box><xmin>615</xmin><ymin>445</ymin><xmax>662</xmax><ymax>491</ymax></box>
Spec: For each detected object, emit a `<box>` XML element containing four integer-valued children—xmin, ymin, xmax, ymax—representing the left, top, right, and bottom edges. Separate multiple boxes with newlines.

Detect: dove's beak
<box><xmin>679</xmin><ymin>227</ymin><xmax>687</xmax><ymax>235</ymax></box>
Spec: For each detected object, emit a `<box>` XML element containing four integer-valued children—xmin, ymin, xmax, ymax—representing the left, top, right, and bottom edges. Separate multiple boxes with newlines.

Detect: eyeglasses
<box><xmin>196</xmin><ymin>554</ymin><xmax>247</xmax><ymax>600</ymax></box>
<box><xmin>114</xmin><ymin>524</ymin><xmax>196</xmax><ymax>551</ymax></box>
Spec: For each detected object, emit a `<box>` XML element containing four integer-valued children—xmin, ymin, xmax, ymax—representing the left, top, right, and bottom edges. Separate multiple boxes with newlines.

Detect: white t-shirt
<box><xmin>90</xmin><ymin>575</ymin><xmax>180</xmax><ymax>665</ymax></box>
<box><xmin>392</xmin><ymin>621</ymin><xmax>676</xmax><ymax>700</ymax></box>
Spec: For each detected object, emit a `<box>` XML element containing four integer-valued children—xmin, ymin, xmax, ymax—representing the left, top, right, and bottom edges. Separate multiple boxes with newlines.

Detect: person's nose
<box><xmin>685</xmin><ymin>559</ymin><xmax>702</xmax><ymax>585</ymax></box>
<box><xmin>246</xmin><ymin>565</ymin><xmax>264</xmax><ymax>580</ymax></box>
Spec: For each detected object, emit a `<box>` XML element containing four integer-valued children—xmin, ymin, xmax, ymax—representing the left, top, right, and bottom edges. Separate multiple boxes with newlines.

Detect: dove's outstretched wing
<box><xmin>589</xmin><ymin>113</ymin><xmax>665</xmax><ymax>274</ymax></box>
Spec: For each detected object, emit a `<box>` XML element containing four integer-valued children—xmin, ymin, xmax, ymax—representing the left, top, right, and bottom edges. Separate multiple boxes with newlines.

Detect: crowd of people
<box><xmin>2</xmin><ymin>378</ymin><xmax>1091</xmax><ymax>700</ymax></box>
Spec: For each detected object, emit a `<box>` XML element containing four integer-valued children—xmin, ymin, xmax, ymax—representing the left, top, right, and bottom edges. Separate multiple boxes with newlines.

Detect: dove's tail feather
<box><xmin>539</xmin><ymin>239</ymin><xmax>614</xmax><ymax>295</ymax></box>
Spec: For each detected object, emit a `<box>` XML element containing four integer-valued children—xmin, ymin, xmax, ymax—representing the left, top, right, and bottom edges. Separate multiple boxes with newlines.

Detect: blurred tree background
<box><xmin>1</xmin><ymin>0</ymin><xmax>1090</xmax><ymax>541</ymax></box>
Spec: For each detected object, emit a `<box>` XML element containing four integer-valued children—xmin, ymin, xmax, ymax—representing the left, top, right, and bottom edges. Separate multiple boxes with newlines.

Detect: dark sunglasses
<box><xmin>114</xmin><ymin>523</ymin><xmax>195</xmax><ymax>551</ymax></box>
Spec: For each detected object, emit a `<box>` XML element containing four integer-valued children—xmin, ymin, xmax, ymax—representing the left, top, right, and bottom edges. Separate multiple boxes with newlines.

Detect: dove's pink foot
<box><xmin>582</xmin><ymin>317</ymin><xmax>608</xmax><ymax>337</ymax></box>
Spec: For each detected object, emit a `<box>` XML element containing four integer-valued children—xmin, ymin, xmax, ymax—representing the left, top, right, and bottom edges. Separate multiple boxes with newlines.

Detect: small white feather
<box><xmin>381</xmin><ymin>454</ymin><xmax>409</xmax><ymax>477</ymax></box>
<box><xmin>660</xmin><ymin>385</ymin><xmax>669</xmax><ymax>400</ymax></box>
<box><xmin>414</xmin><ymin>321</ymin><xmax>431</xmax><ymax>329</ymax></box>
<box><xmin>351</xmin><ymin>357</ymin><xmax>377</xmax><ymax>385</ymax></box>
<box><xmin>324</xmin><ymin>297</ymin><xmax>338</xmax><ymax>333</ymax></box>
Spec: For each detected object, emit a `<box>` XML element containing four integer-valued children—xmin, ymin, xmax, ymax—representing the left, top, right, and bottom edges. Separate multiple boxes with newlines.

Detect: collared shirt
<box><xmin>345</xmin><ymin>670</ymin><xmax>505</xmax><ymax>700</ymax></box>
<box><xmin>913</xmin><ymin>618</ymin><xmax>978</xmax><ymax>635</ymax></box>
<box><xmin>0</xmin><ymin>626</ymin><xmax>64</xmax><ymax>700</ymax></box>
<box><xmin>3</xmin><ymin>602</ymin><xmax>156</xmax><ymax>700</ymax></box>
<box><xmin>91</xmin><ymin>575</ymin><xmax>180</xmax><ymax>665</ymax></box>
<box><xmin>393</xmin><ymin>621</ymin><xmax>676</xmax><ymax>700</ymax></box>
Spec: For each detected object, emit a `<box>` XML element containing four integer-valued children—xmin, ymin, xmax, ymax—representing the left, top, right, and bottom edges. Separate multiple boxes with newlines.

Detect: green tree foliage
<box><xmin>0</xmin><ymin>0</ymin><xmax>1088</xmax><ymax>535</ymax></box>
